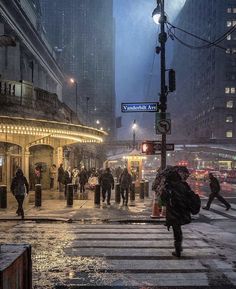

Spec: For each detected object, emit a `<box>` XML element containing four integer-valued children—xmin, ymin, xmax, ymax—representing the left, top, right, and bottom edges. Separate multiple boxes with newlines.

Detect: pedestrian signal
<box><xmin>169</xmin><ymin>69</ymin><xmax>176</xmax><ymax>92</ymax></box>
<box><xmin>141</xmin><ymin>141</ymin><xmax>155</xmax><ymax>155</ymax></box>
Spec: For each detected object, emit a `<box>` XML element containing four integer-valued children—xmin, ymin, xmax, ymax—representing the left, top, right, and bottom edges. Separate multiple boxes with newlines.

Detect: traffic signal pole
<box><xmin>159</xmin><ymin>0</ymin><xmax>167</xmax><ymax>170</ymax></box>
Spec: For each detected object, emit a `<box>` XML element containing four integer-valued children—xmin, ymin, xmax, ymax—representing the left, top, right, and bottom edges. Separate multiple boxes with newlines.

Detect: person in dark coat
<box><xmin>79</xmin><ymin>168</ymin><xmax>88</xmax><ymax>194</ymax></box>
<box><xmin>64</xmin><ymin>167</ymin><xmax>72</xmax><ymax>198</ymax></box>
<box><xmin>99</xmin><ymin>167</ymin><xmax>114</xmax><ymax>205</ymax></box>
<box><xmin>119</xmin><ymin>168</ymin><xmax>132</xmax><ymax>206</ymax></box>
<box><xmin>160</xmin><ymin>171</ymin><xmax>191</xmax><ymax>258</ymax></box>
<box><xmin>11</xmin><ymin>168</ymin><xmax>29</xmax><ymax>219</ymax></box>
<box><xmin>58</xmin><ymin>164</ymin><xmax>64</xmax><ymax>192</ymax></box>
<box><xmin>203</xmin><ymin>173</ymin><xmax>231</xmax><ymax>211</ymax></box>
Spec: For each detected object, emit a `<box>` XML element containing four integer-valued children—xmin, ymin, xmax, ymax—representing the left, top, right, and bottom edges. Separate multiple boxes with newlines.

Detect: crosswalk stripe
<box><xmin>211</xmin><ymin>204</ymin><xmax>236</xmax><ymax>217</ymax></box>
<box><xmin>199</xmin><ymin>209</ymin><xmax>228</xmax><ymax>219</ymax></box>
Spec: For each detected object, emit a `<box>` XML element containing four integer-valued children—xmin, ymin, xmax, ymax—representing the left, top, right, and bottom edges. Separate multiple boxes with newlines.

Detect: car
<box><xmin>190</xmin><ymin>169</ymin><xmax>208</xmax><ymax>181</ymax></box>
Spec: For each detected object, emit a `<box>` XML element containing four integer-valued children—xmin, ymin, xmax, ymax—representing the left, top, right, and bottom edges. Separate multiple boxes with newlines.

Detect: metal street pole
<box><xmin>75</xmin><ymin>81</ymin><xmax>78</xmax><ymax>115</ymax></box>
<box><xmin>132</xmin><ymin>119</ymin><xmax>136</xmax><ymax>149</ymax></box>
<box><xmin>159</xmin><ymin>0</ymin><xmax>167</xmax><ymax>170</ymax></box>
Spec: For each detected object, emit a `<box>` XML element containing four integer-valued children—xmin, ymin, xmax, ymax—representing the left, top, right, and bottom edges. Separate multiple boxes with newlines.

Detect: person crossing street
<box><xmin>99</xmin><ymin>167</ymin><xmax>114</xmax><ymax>205</ymax></box>
<box><xmin>203</xmin><ymin>173</ymin><xmax>231</xmax><ymax>211</ymax></box>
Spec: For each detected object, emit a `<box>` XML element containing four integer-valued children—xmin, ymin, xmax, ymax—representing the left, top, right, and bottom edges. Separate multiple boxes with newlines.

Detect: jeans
<box><xmin>120</xmin><ymin>188</ymin><xmax>129</xmax><ymax>205</ymax></box>
<box><xmin>102</xmin><ymin>187</ymin><xmax>111</xmax><ymax>204</ymax></box>
<box><xmin>206</xmin><ymin>192</ymin><xmax>230</xmax><ymax>209</ymax></box>
<box><xmin>15</xmin><ymin>195</ymin><xmax>25</xmax><ymax>219</ymax></box>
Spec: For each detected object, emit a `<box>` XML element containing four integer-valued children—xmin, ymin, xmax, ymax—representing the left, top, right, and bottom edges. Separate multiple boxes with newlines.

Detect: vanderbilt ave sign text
<box><xmin>121</xmin><ymin>102</ymin><xmax>159</xmax><ymax>113</ymax></box>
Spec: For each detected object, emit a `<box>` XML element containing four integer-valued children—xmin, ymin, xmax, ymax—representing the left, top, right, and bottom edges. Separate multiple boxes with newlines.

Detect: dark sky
<box><xmin>113</xmin><ymin>0</ymin><xmax>186</xmax><ymax>140</ymax></box>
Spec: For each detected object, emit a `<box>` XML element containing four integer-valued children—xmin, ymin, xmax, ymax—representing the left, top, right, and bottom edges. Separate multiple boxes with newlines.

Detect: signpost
<box><xmin>121</xmin><ymin>102</ymin><xmax>159</xmax><ymax>113</ymax></box>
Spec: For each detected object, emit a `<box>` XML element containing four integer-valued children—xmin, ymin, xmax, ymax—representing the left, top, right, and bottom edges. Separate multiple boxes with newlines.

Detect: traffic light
<box><xmin>169</xmin><ymin>69</ymin><xmax>176</xmax><ymax>92</ymax></box>
<box><xmin>141</xmin><ymin>141</ymin><xmax>155</xmax><ymax>155</ymax></box>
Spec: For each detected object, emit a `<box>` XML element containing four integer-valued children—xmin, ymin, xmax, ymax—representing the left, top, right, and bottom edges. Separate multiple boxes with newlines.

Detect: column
<box><xmin>23</xmin><ymin>149</ymin><xmax>30</xmax><ymax>182</ymax></box>
<box><xmin>6</xmin><ymin>150</ymin><xmax>11</xmax><ymax>190</ymax></box>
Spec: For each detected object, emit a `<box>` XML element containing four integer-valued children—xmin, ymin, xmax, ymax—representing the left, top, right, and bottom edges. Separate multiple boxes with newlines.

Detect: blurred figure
<box><xmin>203</xmin><ymin>173</ymin><xmax>231</xmax><ymax>211</ymax></box>
<box><xmin>79</xmin><ymin>167</ymin><xmax>88</xmax><ymax>194</ymax></box>
<box><xmin>58</xmin><ymin>164</ymin><xmax>64</xmax><ymax>192</ymax></box>
<box><xmin>11</xmin><ymin>168</ymin><xmax>29</xmax><ymax>219</ymax></box>
<box><xmin>88</xmin><ymin>171</ymin><xmax>99</xmax><ymax>190</ymax></box>
<box><xmin>49</xmin><ymin>164</ymin><xmax>57</xmax><ymax>190</ymax></box>
<box><xmin>119</xmin><ymin>168</ymin><xmax>132</xmax><ymax>206</ymax></box>
<box><xmin>64</xmin><ymin>167</ymin><xmax>72</xmax><ymax>198</ymax></box>
<box><xmin>34</xmin><ymin>165</ymin><xmax>42</xmax><ymax>185</ymax></box>
<box><xmin>72</xmin><ymin>167</ymin><xmax>79</xmax><ymax>193</ymax></box>
<box><xmin>99</xmin><ymin>168</ymin><xmax>114</xmax><ymax>205</ymax></box>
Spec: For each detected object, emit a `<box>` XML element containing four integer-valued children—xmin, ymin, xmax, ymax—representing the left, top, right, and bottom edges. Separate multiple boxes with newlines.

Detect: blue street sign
<box><xmin>121</xmin><ymin>102</ymin><xmax>159</xmax><ymax>113</ymax></box>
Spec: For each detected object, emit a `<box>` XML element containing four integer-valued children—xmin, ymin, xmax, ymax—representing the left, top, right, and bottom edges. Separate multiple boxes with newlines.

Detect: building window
<box><xmin>227</xmin><ymin>21</ymin><xmax>232</xmax><ymax>27</ymax></box>
<box><xmin>233</xmin><ymin>20</ymin><xmax>236</xmax><ymax>26</ymax></box>
<box><xmin>231</xmin><ymin>87</ymin><xmax>236</xmax><ymax>93</ymax></box>
<box><xmin>226</xmin><ymin>100</ymin><xmax>234</xmax><ymax>108</ymax></box>
<box><xmin>225</xmin><ymin>87</ymin><xmax>230</xmax><ymax>93</ymax></box>
<box><xmin>234</xmin><ymin>8</ymin><xmax>236</xmax><ymax>13</ymax></box>
<box><xmin>227</xmin><ymin>8</ymin><xmax>232</xmax><ymax>13</ymax></box>
<box><xmin>226</xmin><ymin>115</ymin><xmax>233</xmax><ymax>122</ymax></box>
<box><xmin>226</xmin><ymin>130</ymin><xmax>233</xmax><ymax>138</ymax></box>
<box><xmin>227</xmin><ymin>34</ymin><xmax>232</xmax><ymax>40</ymax></box>
<box><xmin>226</xmin><ymin>48</ymin><xmax>231</xmax><ymax>54</ymax></box>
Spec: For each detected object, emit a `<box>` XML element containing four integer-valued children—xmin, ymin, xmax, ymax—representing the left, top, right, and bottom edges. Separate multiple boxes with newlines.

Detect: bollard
<box><xmin>94</xmin><ymin>184</ymin><xmax>101</xmax><ymax>208</ymax></box>
<box><xmin>144</xmin><ymin>180</ymin><xmax>149</xmax><ymax>198</ymax></box>
<box><xmin>129</xmin><ymin>182</ymin><xmax>135</xmax><ymax>206</ymax></box>
<box><xmin>67</xmin><ymin>183</ymin><xmax>74</xmax><ymax>207</ymax></box>
<box><xmin>139</xmin><ymin>180</ymin><xmax>145</xmax><ymax>201</ymax></box>
<box><xmin>0</xmin><ymin>185</ymin><xmax>7</xmax><ymax>209</ymax></box>
<box><xmin>35</xmin><ymin>184</ymin><xmax>42</xmax><ymax>207</ymax></box>
<box><xmin>150</xmin><ymin>192</ymin><xmax>160</xmax><ymax>218</ymax></box>
<box><xmin>115</xmin><ymin>183</ymin><xmax>121</xmax><ymax>204</ymax></box>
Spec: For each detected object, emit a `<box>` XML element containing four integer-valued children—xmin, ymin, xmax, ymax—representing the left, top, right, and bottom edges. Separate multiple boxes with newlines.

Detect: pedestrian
<box><xmin>57</xmin><ymin>163</ymin><xmax>64</xmax><ymax>192</ymax></box>
<box><xmin>49</xmin><ymin>164</ymin><xmax>57</xmax><ymax>190</ymax></box>
<box><xmin>119</xmin><ymin>168</ymin><xmax>132</xmax><ymax>206</ymax></box>
<box><xmin>203</xmin><ymin>173</ymin><xmax>231</xmax><ymax>211</ymax></box>
<box><xmin>152</xmin><ymin>168</ymin><xmax>166</xmax><ymax>216</ymax></box>
<box><xmin>34</xmin><ymin>165</ymin><xmax>42</xmax><ymax>185</ymax></box>
<box><xmin>160</xmin><ymin>170</ymin><xmax>192</xmax><ymax>258</ymax></box>
<box><xmin>64</xmin><ymin>167</ymin><xmax>72</xmax><ymax>198</ymax></box>
<box><xmin>99</xmin><ymin>167</ymin><xmax>114</xmax><ymax>205</ymax></box>
<box><xmin>11</xmin><ymin>168</ymin><xmax>29</xmax><ymax>219</ymax></box>
<box><xmin>79</xmin><ymin>167</ymin><xmax>88</xmax><ymax>195</ymax></box>
<box><xmin>72</xmin><ymin>167</ymin><xmax>79</xmax><ymax>193</ymax></box>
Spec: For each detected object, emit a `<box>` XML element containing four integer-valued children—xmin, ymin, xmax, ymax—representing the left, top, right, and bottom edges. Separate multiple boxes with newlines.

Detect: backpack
<box><xmin>187</xmin><ymin>190</ymin><xmax>201</xmax><ymax>215</ymax></box>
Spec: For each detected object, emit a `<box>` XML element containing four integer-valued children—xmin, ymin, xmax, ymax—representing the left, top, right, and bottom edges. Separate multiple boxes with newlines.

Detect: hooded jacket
<box><xmin>11</xmin><ymin>169</ymin><xmax>29</xmax><ymax>196</ymax></box>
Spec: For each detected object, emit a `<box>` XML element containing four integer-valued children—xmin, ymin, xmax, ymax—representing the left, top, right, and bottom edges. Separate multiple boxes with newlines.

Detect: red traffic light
<box><xmin>141</xmin><ymin>141</ymin><xmax>155</xmax><ymax>155</ymax></box>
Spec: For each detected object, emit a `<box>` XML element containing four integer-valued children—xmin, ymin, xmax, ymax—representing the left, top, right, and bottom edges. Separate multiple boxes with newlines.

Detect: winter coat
<box><xmin>209</xmin><ymin>176</ymin><xmax>220</xmax><ymax>194</ymax></box>
<box><xmin>11</xmin><ymin>170</ymin><xmax>29</xmax><ymax>196</ymax></box>
<box><xmin>64</xmin><ymin>171</ymin><xmax>72</xmax><ymax>185</ymax></box>
<box><xmin>58</xmin><ymin>166</ymin><xmax>64</xmax><ymax>183</ymax></box>
<box><xmin>161</xmin><ymin>180</ymin><xmax>191</xmax><ymax>227</ymax></box>
<box><xmin>99</xmin><ymin>172</ymin><xmax>114</xmax><ymax>190</ymax></box>
<box><xmin>79</xmin><ymin>170</ymin><xmax>88</xmax><ymax>185</ymax></box>
<box><xmin>119</xmin><ymin>171</ymin><xmax>132</xmax><ymax>190</ymax></box>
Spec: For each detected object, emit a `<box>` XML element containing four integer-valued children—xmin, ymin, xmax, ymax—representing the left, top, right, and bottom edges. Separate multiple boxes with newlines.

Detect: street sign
<box><xmin>156</xmin><ymin>119</ymin><xmax>171</xmax><ymax>134</ymax></box>
<box><xmin>141</xmin><ymin>141</ymin><xmax>175</xmax><ymax>155</ymax></box>
<box><xmin>121</xmin><ymin>102</ymin><xmax>159</xmax><ymax>113</ymax></box>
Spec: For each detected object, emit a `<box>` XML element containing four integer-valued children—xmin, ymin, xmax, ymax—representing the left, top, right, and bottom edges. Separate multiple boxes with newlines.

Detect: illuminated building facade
<box><xmin>0</xmin><ymin>0</ymin><xmax>106</xmax><ymax>191</ymax></box>
<box><xmin>169</xmin><ymin>0</ymin><xmax>236</xmax><ymax>144</ymax></box>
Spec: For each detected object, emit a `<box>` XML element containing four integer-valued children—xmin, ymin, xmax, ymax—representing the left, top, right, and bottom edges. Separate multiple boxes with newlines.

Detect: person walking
<box><xmin>64</xmin><ymin>167</ymin><xmax>72</xmax><ymax>198</ymax></box>
<box><xmin>119</xmin><ymin>168</ymin><xmax>132</xmax><ymax>206</ymax></box>
<box><xmin>160</xmin><ymin>170</ymin><xmax>192</xmax><ymax>258</ymax></box>
<box><xmin>79</xmin><ymin>167</ymin><xmax>88</xmax><ymax>195</ymax></box>
<box><xmin>11</xmin><ymin>168</ymin><xmax>29</xmax><ymax>219</ymax></box>
<box><xmin>72</xmin><ymin>167</ymin><xmax>79</xmax><ymax>193</ymax></box>
<box><xmin>57</xmin><ymin>164</ymin><xmax>64</xmax><ymax>192</ymax></box>
<box><xmin>99</xmin><ymin>167</ymin><xmax>114</xmax><ymax>205</ymax></box>
<box><xmin>203</xmin><ymin>173</ymin><xmax>231</xmax><ymax>211</ymax></box>
<box><xmin>49</xmin><ymin>164</ymin><xmax>57</xmax><ymax>190</ymax></box>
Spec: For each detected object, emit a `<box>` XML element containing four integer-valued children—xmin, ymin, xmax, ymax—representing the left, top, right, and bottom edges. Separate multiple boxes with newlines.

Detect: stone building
<box><xmin>169</xmin><ymin>0</ymin><xmax>236</xmax><ymax>144</ymax></box>
<box><xmin>40</xmin><ymin>0</ymin><xmax>116</xmax><ymax>138</ymax></box>
<box><xmin>0</xmin><ymin>0</ymin><xmax>106</xmax><ymax>190</ymax></box>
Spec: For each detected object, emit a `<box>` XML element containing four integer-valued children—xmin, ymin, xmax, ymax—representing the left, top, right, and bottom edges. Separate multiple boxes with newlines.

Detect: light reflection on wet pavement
<box><xmin>0</xmin><ymin>222</ymin><xmax>126</xmax><ymax>288</ymax></box>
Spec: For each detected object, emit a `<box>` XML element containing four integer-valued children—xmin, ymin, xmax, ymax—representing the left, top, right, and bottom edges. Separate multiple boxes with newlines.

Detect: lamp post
<box><xmin>70</xmin><ymin>78</ymin><xmax>78</xmax><ymax>115</ymax></box>
<box><xmin>132</xmin><ymin>120</ymin><xmax>137</xmax><ymax>149</ymax></box>
<box><xmin>152</xmin><ymin>0</ymin><xmax>167</xmax><ymax>170</ymax></box>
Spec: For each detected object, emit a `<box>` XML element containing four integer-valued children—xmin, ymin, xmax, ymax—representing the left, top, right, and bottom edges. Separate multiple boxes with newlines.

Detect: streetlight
<box><xmin>152</xmin><ymin>0</ymin><xmax>167</xmax><ymax>170</ymax></box>
<box><xmin>132</xmin><ymin>120</ymin><xmax>137</xmax><ymax>149</ymax></box>
<box><xmin>70</xmin><ymin>78</ymin><xmax>78</xmax><ymax>115</ymax></box>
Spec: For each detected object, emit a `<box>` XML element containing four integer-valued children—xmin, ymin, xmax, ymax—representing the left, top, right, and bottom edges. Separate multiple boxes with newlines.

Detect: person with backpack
<box><xmin>160</xmin><ymin>170</ymin><xmax>192</xmax><ymax>258</ymax></box>
<box><xmin>99</xmin><ymin>167</ymin><xmax>114</xmax><ymax>205</ymax></box>
<box><xmin>11</xmin><ymin>168</ymin><xmax>29</xmax><ymax>219</ymax></box>
<box><xmin>119</xmin><ymin>168</ymin><xmax>132</xmax><ymax>206</ymax></box>
<box><xmin>203</xmin><ymin>172</ymin><xmax>231</xmax><ymax>211</ymax></box>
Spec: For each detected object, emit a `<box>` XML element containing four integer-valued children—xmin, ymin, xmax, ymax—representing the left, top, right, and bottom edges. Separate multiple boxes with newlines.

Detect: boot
<box><xmin>172</xmin><ymin>241</ymin><xmax>182</xmax><ymax>258</ymax></box>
